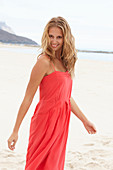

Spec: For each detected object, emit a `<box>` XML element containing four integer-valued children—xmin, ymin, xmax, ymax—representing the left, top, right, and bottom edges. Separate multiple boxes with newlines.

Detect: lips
<box><xmin>51</xmin><ymin>44</ymin><xmax>58</xmax><ymax>48</ymax></box>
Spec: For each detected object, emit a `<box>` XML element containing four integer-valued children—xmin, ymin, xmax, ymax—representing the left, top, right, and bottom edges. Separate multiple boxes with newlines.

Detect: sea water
<box><xmin>0</xmin><ymin>45</ymin><xmax>113</xmax><ymax>62</ymax></box>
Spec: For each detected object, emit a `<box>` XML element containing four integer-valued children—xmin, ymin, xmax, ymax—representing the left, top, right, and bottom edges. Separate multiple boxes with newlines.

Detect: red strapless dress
<box><xmin>25</xmin><ymin>60</ymin><xmax>73</xmax><ymax>170</ymax></box>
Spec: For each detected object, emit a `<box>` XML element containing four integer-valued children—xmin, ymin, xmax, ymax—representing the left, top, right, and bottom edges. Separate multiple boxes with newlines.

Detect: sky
<box><xmin>0</xmin><ymin>0</ymin><xmax>113</xmax><ymax>50</ymax></box>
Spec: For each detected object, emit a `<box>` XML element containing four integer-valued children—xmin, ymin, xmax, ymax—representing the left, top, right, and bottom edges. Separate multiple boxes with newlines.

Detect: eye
<box><xmin>49</xmin><ymin>35</ymin><xmax>53</xmax><ymax>38</ymax></box>
<box><xmin>57</xmin><ymin>36</ymin><xmax>62</xmax><ymax>39</ymax></box>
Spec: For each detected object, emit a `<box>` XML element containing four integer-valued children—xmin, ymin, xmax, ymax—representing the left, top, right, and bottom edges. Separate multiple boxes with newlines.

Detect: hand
<box><xmin>83</xmin><ymin>120</ymin><xmax>97</xmax><ymax>134</ymax></box>
<box><xmin>7</xmin><ymin>132</ymin><xmax>18</xmax><ymax>150</ymax></box>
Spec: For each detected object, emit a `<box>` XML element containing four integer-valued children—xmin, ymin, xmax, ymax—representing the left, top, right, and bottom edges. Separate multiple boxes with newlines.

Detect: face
<box><xmin>48</xmin><ymin>26</ymin><xmax>64</xmax><ymax>53</ymax></box>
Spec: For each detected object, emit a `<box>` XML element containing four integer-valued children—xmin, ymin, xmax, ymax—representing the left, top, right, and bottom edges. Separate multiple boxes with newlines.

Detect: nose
<box><xmin>52</xmin><ymin>38</ymin><xmax>57</xmax><ymax>44</ymax></box>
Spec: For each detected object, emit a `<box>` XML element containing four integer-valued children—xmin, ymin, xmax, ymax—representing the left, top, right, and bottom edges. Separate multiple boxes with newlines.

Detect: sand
<box><xmin>0</xmin><ymin>44</ymin><xmax>113</xmax><ymax>170</ymax></box>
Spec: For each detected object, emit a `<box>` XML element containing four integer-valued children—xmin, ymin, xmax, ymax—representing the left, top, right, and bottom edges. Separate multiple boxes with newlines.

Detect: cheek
<box><xmin>61</xmin><ymin>40</ymin><xmax>64</xmax><ymax>46</ymax></box>
<box><xmin>49</xmin><ymin>39</ymin><xmax>53</xmax><ymax>44</ymax></box>
<box><xmin>59</xmin><ymin>39</ymin><xmax>63</xmax><ymax>45</ymax></box>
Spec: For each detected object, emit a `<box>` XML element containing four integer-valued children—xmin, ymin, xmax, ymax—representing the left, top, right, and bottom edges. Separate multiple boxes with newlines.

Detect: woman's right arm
<box><xmin>7</xmin><ymin>55</ymin><xmax>50</xmax><ymax>150</ymax></box>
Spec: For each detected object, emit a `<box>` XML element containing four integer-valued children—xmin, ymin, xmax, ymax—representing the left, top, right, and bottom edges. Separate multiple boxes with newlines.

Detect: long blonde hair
<box><xmin>38</xmin><ymin>16</ymin><xmax>78</xmax><ymax>79</ymax></box>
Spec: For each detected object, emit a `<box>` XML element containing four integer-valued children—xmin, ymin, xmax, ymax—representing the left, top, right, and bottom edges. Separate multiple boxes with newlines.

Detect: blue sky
<box><xmin>0</xmin><ymin>0</ymin><xmax>113</xmax><ymax>50</ymax></box>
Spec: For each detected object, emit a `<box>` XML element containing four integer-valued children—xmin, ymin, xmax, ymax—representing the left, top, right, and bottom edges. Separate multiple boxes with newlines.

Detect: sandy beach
<box><xmin>0</xmin><ymin>44</ymin><xmax>113</xmax><ymax>170</ymax></box>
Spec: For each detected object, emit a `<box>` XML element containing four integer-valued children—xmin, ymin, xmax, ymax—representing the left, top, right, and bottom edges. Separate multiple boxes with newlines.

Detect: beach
<box><xmin>0</xmin><ymin>44</ymin><xmax>113</xmax><ymax>169</ymax></box>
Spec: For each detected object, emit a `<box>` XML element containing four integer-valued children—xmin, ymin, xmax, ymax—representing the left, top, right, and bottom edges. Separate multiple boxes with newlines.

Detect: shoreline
<box><xmin>77</xmin><ymin>49</ymin><xmax>113</xmax><ymax>54</ymax></box>
<box><xmin>0</xmin><ymin>42</ymin><xmax>113</xmax><ymax>54</ymax></box>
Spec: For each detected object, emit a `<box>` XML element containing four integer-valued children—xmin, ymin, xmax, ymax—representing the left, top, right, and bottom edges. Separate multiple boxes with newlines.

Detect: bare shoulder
<box><xmin>29</xmin><ymin>54</ymin><xmax>51</xmax><ymax>81</ymax></box>
<box><xmin>23</xmin><ymin>54</ymin><xmax>51</xmax><ymax>100</ymax></box>
<box><xmin>34</xmin><ymin>54</ymin><xmax>50</xmax><ymax>71</ymax></box>
<box><xmin>37</xmin><ymin>54</ymin><xmax>50</xmax><ymax>65</ymax></box>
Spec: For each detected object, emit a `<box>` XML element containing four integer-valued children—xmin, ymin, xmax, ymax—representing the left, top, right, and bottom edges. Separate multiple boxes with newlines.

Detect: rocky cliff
<box><xmin>0</xmin><ymin>22</ymin><xmax>38</xmax><ymax>45</ymax></box>
<box><xmin>0</xmin><ymin>29</ymin><xmax>38</xmax><ymax>45</ymax></box>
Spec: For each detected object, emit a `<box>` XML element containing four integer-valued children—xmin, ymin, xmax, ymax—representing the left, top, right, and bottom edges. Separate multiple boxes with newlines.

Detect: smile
<box><xmin>51</xmin><ymin>44</ymin><xmax>58</xmax><ymax>48</ymax></box>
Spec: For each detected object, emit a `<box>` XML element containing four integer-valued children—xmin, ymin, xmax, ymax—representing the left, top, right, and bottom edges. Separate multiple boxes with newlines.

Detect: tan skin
<box><xmin>7</xmin><ymin>26</ymin><xmax>96</xmax><ymax>151</ymax></box>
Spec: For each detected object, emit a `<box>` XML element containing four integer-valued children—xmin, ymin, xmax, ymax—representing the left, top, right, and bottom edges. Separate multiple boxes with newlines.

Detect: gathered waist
<box><xmin>33</xmin><ymin>97</ymin><xmax>71</xmax><ymax>116</ymax></box>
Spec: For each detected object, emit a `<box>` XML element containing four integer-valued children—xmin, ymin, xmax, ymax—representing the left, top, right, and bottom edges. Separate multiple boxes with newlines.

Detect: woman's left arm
<box><xmin>70</xmin><ymin>97</ymin><xmax>97</xmax><ymax>134</ymax></box>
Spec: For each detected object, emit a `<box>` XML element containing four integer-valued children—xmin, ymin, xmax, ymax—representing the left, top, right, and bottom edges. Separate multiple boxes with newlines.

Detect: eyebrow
<box><xmin>49</xmin><ymin>34</ymin><xmax>62</xmax><ymax>37</ymax></box>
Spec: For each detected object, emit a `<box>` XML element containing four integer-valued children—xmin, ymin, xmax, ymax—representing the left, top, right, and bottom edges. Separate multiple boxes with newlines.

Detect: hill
<box><xmin>0</xmin><ymin>29</ymin><xmax>38</xmax><ymax>45</ymax></box>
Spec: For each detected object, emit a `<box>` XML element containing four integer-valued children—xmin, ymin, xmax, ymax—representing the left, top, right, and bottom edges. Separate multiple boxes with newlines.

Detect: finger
<box><xmin>93</xmin><ymin>125</ymin><xmax>97</xmax><ymax>132</ymax></box>
<box><xmin>12</xmin><ymin>141</ymin><xmax>16</xmax><ymax>148</ymax></box>
<box><xmin>11</xmin><ymin>145</ymin><xmax>15</xmax><ymax>150</ymax></box>
<box><xmin>89</xmin><ymin>131</ymin><xmax>91</xmax><ymax>134</ymax></box>
<box><xmin>91</xmin><ymin>130</ymin><xmax>96</xmax><ymax>134</ymax></box>
<box><xmin>90</xmin><ymin>125</ymin><xmax>97</xmax><ymax>133</ymax></box>
<box><xmin>8</xmin><ymin>140</ymin><xmax>15</xmax><ymax>150</ymax></box>
<box><xmin>89</xmin><ymin>130</ymin><xmax>94</xmax><ymax>134</ymax></box>
<box><xmin>11</xmin><ymin>140</ymin><xmax>16</xmax><ymax>149</ymax></box>
<box><xmin>8</xmin><ymin>140</ymin><xmax>12</xmax><ymax>149</ymax></box>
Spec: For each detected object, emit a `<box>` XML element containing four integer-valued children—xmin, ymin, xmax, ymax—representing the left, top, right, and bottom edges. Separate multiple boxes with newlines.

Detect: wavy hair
<box><xmin>38</xmin><ymin>16</ymin><xmax>78</xmax><ymax>79</ymax></box>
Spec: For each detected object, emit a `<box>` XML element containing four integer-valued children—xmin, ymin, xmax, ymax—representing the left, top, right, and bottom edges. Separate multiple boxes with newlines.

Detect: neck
<box><xmin>55</xmin><ymin>49</ymin><xmax>62</xmax><ymax>60</ymax></box>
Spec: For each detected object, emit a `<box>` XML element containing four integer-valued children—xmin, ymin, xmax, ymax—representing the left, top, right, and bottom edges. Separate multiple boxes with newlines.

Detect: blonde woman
<box><xmin>7</xmin><ymin>16</ymin><xmax>97</xmax><ymax>170</ymax></box>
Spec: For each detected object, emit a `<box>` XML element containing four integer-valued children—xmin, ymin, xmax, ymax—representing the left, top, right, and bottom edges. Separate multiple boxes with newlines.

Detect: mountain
<box><xmin>0</xmin><ymin>29</ymin><xmax>38</xmax><ymax>45</ymax></box>
<box><xmin>0</xmin><ymin>22</ymin><xmax>38</xmax><ymax>45</ymax></box>
<box><xmin>0</xmin><ymin>22</ymin><xmax>15</xmax><ymax>34</ymax></box>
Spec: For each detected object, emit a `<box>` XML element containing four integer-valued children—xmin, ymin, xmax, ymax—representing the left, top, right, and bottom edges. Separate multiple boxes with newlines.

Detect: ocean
<box><xmin>0</xmin><ymin>45</ymin><xmax>113</xmax><ymax>62</ymax></box>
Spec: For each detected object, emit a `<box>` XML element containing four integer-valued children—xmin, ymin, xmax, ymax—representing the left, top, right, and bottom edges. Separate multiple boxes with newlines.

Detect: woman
<box><xmin>7</xmin><ymin>16</ymin><xmax>97</xmax><ymax>170</ymax></box>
